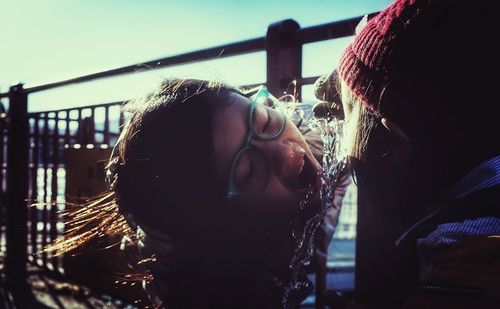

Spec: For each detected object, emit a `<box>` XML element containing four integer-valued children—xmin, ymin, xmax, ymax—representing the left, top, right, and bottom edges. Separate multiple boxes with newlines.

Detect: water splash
<box><xmin>275</xmin><ymin>114</ymin><xmax>348</xmax><ymax>308</ymax></box>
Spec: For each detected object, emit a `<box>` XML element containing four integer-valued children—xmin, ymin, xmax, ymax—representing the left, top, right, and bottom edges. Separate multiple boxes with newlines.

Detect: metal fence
<box><xmin>0</xmin><ymin>112</ymin><xmax>6</xmax><ymax>259</ymax></box>
<box><xmin>27</xmin><ymin>103</ymin><xmax>124</xmax><ymax>272</ymax></box>
<box><xmin>0</xmin><ymin>14</ymin><xmax>375</xmax><ymax>307</ymax></box>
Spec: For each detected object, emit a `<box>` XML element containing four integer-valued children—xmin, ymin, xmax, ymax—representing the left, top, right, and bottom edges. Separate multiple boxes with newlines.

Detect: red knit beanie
<box><xmin>338</xmin><ymin>0</ymin><xmax>499</xmax><ymax>111</ymax></box>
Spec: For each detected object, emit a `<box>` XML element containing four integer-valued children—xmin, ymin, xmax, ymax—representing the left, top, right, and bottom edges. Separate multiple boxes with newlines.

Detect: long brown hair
<box><xmin>47</xmin><ymin>78</ymin><xmax>238</xmax><ymax>260</ymax></box>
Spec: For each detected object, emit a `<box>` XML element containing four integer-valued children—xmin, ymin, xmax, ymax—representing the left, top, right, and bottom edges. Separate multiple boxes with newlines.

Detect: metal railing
<box><xmin>0</xmin><ymin>113</ymin><xmax>7</xmax><ymax>260</ymax></box>
<box><xmin>0</xmin><ymin>13</ymin><xmax>376</xmax><ymax>307</ymax></box>
<box><xmin>27</xmin><ymin>104</ymin><xmax>124</xmax><ymax>271</ymax></box>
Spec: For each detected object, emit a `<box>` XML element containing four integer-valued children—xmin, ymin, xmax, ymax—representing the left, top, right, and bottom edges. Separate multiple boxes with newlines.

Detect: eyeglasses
<box><xmin>226</xmin><ymin>86</ymin><xmax>287</xmax><ymax>198</ymax></box>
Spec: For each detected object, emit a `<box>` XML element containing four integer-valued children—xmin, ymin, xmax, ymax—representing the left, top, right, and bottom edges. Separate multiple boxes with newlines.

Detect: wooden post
<box><xmin>266</xmin><ymin>19</ymin><xmax>302</xmax><ymax>101</ymax></box>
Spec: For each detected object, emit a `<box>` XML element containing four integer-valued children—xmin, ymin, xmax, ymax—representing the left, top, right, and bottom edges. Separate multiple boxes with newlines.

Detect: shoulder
<box><xmin>402</xmin><ymin>235</ymin><xmax>500</xmax><ymax>308</ymax></box>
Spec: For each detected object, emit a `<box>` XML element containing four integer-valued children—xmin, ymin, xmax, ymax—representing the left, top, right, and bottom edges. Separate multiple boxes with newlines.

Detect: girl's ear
<box><xmin>381</xmin><ymin>118</ymin><xmax>412</xmax><ymax>161</ymax></box>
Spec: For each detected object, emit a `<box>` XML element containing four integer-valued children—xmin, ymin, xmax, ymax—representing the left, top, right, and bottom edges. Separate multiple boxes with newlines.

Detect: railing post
<box><xmin>267</xmin><ymin>20</ymin><xmax>328</xmax><ymax>309</ymax></box>
<box><xmin>5</xmin><ymin>83</ymin><xmax>29</xmax><ymax>287</ymax></box>
<box><xmin>266</xmin><ymin>19</ymin><xmax>302</xmax><ymax>100</ymax></box>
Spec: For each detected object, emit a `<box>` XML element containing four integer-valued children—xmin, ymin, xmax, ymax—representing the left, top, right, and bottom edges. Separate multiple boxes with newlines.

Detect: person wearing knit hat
<box><xmin>316</xmin><ymin>0</ymin><xmax>500</xmax><ymax>308</ymax></box>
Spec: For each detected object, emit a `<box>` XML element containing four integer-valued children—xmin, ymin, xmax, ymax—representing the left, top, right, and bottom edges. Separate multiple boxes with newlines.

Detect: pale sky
<box><xmin>1</xmin><ymin>0</ymin><xmax>393</xmax><ymax>112</ymax></box>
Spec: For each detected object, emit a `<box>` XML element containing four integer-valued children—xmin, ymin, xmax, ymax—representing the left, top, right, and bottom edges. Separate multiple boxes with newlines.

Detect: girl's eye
<box><xmin>262</xmin><ymin>111</ymin><xmax>271</xmax><ymax>133</ymax></box>
<box><xmin>234</xmin><ymin>150</ymin><xmax>266</xmax><ymax>192</ymax></box>
<box><xmin>263</xmin><ymin>97</ymin><xmax>274</xmax><ymax>108</ymax></box>
<box><xmin>234</xmin><ymin>154</ymin><xmax>252</xmax><ymax>186</ymax></box>
<box><xmin>252</xmin><ymin>103</ymin><xmax>270</xmax><ymax>133</ymax></box>
<box><xmin>243</xmin><ymin>161</ymin><xmax>254</xmax><ymax>185</ymax></box>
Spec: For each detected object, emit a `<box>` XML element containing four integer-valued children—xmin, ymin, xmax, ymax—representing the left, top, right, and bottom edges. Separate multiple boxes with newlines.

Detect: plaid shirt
<box><xmin>416</xmin><ymin>155</ymin><xmax>500</xmax><ymax>277</ymax></box>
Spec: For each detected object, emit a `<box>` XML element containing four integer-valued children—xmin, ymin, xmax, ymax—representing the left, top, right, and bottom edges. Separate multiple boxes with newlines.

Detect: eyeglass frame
<box><xmin>226</xmin><ymin>86</ymin><xmax>287</xmax><ymax>198</ymax></box>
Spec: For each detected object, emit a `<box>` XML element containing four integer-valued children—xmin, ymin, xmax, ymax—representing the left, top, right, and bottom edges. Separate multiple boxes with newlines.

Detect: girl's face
<box><xmin>211</xmin><ymin>92</ymin><xmax>322</xmax><ymax>224</ymax></box>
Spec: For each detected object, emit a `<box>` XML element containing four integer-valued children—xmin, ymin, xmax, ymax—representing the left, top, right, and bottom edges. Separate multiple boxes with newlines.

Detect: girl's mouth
<box><xmin>296</xmin><ymin>154</ymin><xmax>321</xmax><ymax>193</ymax></box>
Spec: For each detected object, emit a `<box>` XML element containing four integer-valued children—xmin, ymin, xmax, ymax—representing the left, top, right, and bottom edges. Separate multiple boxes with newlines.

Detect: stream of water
<box><xmin>276</xmin><ymin>114</ymin><xmax>348</xmax><ymax>308</ymax></box>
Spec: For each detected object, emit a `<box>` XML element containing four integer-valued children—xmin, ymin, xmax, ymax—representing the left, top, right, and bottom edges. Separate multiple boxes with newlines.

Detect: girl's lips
<box><xmin>285</xmin><ymin>141</ymin><xmax>322</xmax><ymax>196</ymax></box>
<box><xmin>282</xmin><ymin>143</ymin><xmax>306</xmax><ymax>192</ymax></box>
<box><xmin>296</xmin><ymin>152</ymin><xmax>322</xmax><ymax>193</ymax></box>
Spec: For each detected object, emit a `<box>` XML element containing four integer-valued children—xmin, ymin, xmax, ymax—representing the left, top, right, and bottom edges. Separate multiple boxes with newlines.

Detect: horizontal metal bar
<box><xmin>299</xmin><ymin>76</ymin><xmax>321</xmax><ymax>86</ymax></box>
<box><xmin>28</xmin><ymin>101</ymin><xmax>125</xmax><ymax>117</ymax></box>
<box><xmin>26</xmin><ymin>81</ymin><xmax>263</xmax><ymax>114</ymax></box>
<box><xmin>21</xmin><ymin>38</ymin><xmax>265</xmax><ymax>94</ymax></box>
<box><xmin>25</xmin><ymin>77</ymin><xmax>320</xmax><ymax>117</ymax></box>
<box><xmin>0</xmin><ymin>14</ymin><xmax>378</xmax><ymax>99</ymax></box>
<box><xmin>327</xmin><ymin>265</ymin><xmax>355</xmax><ymax>273</ymax></box>
<box><xmin>298</xmin><ymin>13</ymin><xmax>378</xmax><ymax>45</ymax></box>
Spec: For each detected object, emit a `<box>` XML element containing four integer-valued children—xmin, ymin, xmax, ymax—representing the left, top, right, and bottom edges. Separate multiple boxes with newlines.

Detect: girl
<box><xmin>51</xmin><ymin>79</ymin><xmax>349</xmax><ymax>308</ymax></box>
<box><xmin>317</xmin><ymin>0</ymin><xmax>500</xmax><ymax>307</ymax></box>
